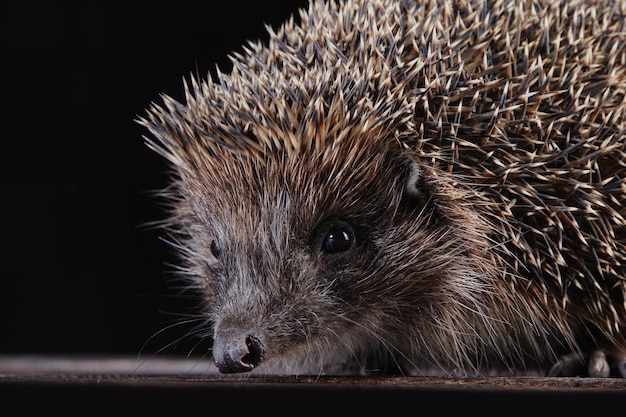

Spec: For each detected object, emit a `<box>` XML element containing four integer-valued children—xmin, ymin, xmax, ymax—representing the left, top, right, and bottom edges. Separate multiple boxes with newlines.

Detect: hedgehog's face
<box><xmin>176</xmin><ymin>139</ymin><xmax>496</xmax><ymax>375</ymax></box>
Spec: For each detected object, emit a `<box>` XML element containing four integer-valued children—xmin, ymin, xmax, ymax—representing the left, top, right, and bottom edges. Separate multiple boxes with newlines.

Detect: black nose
<box><xmin>212</xmin><ymin>333</ymin><xmax>265</xmax><ymax>373</ymax></box>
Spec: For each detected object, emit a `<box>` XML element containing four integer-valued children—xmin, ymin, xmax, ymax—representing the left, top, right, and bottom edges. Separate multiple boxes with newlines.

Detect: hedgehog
<box><xmin>139</xmin><ymin>0</ymin><xmax>626</xmax><ymax>378</ymax></box>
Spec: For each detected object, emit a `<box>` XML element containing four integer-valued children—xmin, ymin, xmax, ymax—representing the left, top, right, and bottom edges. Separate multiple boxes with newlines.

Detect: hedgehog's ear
<box><xmin>405</xmin><ymin>159</ymin><xmax>422</xmax><ymax>198</ymax></box>
<box><xmin>402</xmin><ymin>156</ymin><xmax>429</xmax><ymax>208</ymax></box>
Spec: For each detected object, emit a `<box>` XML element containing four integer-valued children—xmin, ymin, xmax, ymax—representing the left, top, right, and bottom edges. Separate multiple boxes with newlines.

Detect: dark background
<box><xmin>2</xmin><ymin>1</ymin><xmax>308</xmax><ymax>357</ymax></box>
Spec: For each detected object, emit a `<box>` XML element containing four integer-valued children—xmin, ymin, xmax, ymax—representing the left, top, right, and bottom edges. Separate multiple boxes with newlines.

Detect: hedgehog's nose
<box><xmin>212</xmin><ymin>331</ymin><xmax>265</xmax><ymax>374</ymax></box>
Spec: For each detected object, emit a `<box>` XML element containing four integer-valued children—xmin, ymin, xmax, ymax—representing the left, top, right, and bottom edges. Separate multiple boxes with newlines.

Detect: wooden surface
<box><xmin>1</xmin><ymin>355</ymin><xmax>624</xmax><ymax>413</ymax></box>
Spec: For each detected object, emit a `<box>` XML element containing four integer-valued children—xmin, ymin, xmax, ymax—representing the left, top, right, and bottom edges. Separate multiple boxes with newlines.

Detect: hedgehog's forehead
<box><xmin>193</xmin><ymin>137</ymin><xmax>397</xmax><ymax>227</ymax></box>
<box><xmin>205</xmin><ymin>136</ymin><xmax>392</xmax><ymax>193</ymax></box>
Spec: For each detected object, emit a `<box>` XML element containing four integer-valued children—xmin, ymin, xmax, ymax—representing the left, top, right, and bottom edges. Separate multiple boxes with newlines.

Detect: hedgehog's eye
<box><xmin>322</xmin><ymin>225</ymin><xmax>355</xmax><ymax>253</ymax></box>
<box><xmin>210</xmin><ymin>240</ymin><xmax>221</xmax><ymax>258</ymax></box>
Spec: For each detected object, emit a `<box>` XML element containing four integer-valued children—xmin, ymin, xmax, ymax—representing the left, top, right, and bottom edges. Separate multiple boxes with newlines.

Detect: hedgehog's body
<box><xmin>142</xmin><ymin>0</ymin><xmax>626</xmax><ymax>377</ymax></box>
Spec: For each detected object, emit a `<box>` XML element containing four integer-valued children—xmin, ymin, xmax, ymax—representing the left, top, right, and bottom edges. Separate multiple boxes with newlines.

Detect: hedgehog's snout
<box><xmin>212</xmin><ymin>330</ymin><xmax>265</xmax><ymax>374</ymax></box>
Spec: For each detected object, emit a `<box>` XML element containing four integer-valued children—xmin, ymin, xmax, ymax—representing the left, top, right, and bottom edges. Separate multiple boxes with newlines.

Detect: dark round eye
<box><xmin>322</xmin><ymin>226</ymin><xmax>355</xmax><ymax>254</ymax></box>
<box><xmin>210</xmin><ymin>240</ymin><xmax>221</xmax><ymax>258</ymax></box>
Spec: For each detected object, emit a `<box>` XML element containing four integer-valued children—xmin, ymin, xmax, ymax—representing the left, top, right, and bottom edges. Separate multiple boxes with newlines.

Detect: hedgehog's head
<box><xmin>139</xmin><ymin>0</ymin><xmax>501</xmax><ymax>374</ymax></box>
<box><xmin>141</xmin><ymin>77</ymin><xmax>499</xmax><ymax>374</ymax></box>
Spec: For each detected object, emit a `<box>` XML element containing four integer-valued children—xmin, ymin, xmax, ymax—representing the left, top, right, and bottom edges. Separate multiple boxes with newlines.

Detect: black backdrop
<box><xmin>2</xmin><ymin>1</ymin><xmax>308</xmax><ymax>357</ymax></box>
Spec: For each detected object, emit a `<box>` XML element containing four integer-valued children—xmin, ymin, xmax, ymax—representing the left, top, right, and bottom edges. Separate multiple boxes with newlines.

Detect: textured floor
<box><xmin>1</xmin><ymin>355</ymin><xmax>624</xmax><ymax>413</ymax></box>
